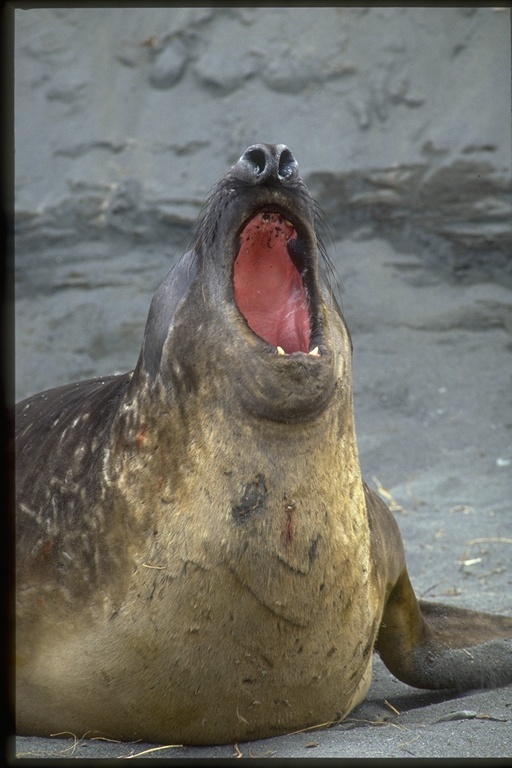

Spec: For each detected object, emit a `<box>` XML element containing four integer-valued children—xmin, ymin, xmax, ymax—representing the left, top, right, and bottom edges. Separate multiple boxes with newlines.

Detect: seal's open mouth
<box><xmin>233</xmin><ymin>211</ymin><xmax>318</xmax><ymax>356</ymax></box>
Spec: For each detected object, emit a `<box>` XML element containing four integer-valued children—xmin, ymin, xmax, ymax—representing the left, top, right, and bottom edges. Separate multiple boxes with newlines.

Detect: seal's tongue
<box><xmin>233</xmin><ymin>212</ymin><xmax>310</xmax><ymax>353</ymax></box>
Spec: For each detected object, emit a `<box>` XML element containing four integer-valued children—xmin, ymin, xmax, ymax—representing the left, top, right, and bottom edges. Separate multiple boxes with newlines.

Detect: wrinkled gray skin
<box><xmin>15</xmin><ymin>145</ymin><xmax>512</xmax><ymax>745</ymax></box>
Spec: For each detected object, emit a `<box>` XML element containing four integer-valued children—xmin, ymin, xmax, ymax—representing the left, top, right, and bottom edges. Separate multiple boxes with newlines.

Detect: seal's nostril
<box><xmin>235</xmin><ymin>143</ymin><xmax>299</xmax><ymax>185</ymax></box>
<box><xmin>278</xmin><ymin>147</ymin><xmax>298</xmax><ymax>180</ymax></box>
<box><xmin>246</xmin><ymin>147</ymin><xmax>267</xmax><ymax>176</ymax></box>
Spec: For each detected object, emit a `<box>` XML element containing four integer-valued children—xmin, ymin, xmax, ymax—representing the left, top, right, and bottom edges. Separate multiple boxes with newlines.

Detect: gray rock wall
<box><xmin>15</xmin><ymin>7</ymin><xmax>511</xmax><ymax>273</ymax></box>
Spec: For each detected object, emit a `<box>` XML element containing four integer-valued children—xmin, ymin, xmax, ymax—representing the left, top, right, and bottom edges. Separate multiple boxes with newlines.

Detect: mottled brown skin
<box><xmin>15</xmin><ymin>145</ymin><xmax>512</xmax><ymax>745</ymax></box>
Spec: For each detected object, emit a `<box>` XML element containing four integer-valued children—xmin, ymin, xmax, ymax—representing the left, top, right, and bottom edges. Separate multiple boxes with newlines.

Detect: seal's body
<box><xmin>16</xmin><ymin>145</ymin><xmax>512</xmax><ymax>745</ymax></box>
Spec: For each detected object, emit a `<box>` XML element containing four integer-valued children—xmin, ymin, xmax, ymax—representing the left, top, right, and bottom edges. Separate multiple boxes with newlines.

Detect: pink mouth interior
<box><xmin>233</xmin><ymin>212</ymin><xmax>310</xmax><ymax>353</ymax></box>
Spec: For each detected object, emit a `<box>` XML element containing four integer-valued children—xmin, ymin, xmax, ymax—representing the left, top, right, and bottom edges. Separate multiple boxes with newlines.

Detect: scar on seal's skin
<box><xmin>232</xmin><ymin>474</ymin><xmax>268</xmax><ymax>523</ymax></box>
<box><xmin>282</xmin><ymin>499</ymin><xmax>296</xmax><ymax>545</ymax></box>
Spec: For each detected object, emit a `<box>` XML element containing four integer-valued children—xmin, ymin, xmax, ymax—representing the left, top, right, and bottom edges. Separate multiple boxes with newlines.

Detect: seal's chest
<box><xmin>220</xmin><ymin>479</ymin><xmax>369</xmax><ymax>628</ymax></box>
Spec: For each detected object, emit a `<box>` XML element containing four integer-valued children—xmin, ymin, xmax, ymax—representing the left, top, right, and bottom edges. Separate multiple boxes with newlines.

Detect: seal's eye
<box><xmin>233</xmin><ymin>212</ymin><xmax>310</xmax><ymax>353</ymax></box>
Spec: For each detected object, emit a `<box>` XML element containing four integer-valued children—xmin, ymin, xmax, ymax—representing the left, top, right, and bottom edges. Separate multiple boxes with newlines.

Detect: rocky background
<box><xmin>13</xmin><ymin>6</ymin><xmax>512</xmax><ymax>759</ymax></box>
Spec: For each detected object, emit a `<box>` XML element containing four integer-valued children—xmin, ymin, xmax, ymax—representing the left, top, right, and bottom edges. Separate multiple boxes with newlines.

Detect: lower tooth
<box><xmin>309</xmin><ymin>347</ymin><xmax>320</xmax><ymax>357</ymax></box>
<box><xmin>276</xmin><ymin>346</ymin><xmax>286</xmax><ymax>355</ymax></box>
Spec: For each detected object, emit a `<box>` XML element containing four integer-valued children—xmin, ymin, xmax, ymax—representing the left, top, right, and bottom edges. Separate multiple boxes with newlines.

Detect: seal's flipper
<box><xmin>364</xmin><ymin>481</ymin><xmax>512</xmax><ymax>691</ymax></box>
<box><xmin>375</xmin><ymin>568</ymin><xmax>512</xmax><ymax>691</ymax></box>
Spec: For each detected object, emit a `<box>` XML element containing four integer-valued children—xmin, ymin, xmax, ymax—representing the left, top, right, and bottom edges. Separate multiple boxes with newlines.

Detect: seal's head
<box><xmin>139</xmin><ymin>144</ymin><xmax>350</xmax><ymax>423</ymax></box>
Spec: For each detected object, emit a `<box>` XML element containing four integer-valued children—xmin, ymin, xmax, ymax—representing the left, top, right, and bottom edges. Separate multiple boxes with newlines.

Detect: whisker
<box><xmin>313</xmin><ymin>203</ymin><xmax>344</xmax><ymax>311</ymax></box>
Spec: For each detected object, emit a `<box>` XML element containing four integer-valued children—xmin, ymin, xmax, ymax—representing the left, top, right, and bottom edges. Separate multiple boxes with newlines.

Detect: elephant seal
<box><xmin>15</xmin><ymin>144</ymin><xmax>512</xmax><ymax>745</ymax></box>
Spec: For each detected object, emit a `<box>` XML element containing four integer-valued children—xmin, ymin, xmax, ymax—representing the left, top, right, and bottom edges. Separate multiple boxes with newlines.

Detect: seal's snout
<box><xmin>231</xmin><ymin>143</ymin><xmax>321</xmax><ymax>357</ymax></box>
<box><xmin>236</xmin><ymin>143</ymin><xmax>299</xmax><ymax>184</ymax></box>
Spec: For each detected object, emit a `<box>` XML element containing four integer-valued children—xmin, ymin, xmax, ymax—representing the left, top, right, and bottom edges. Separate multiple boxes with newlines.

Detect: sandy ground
<box><xmin>12</xmin><ymin>235</ymin><xmax>512</xmax><ymax>760</ymax></box>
